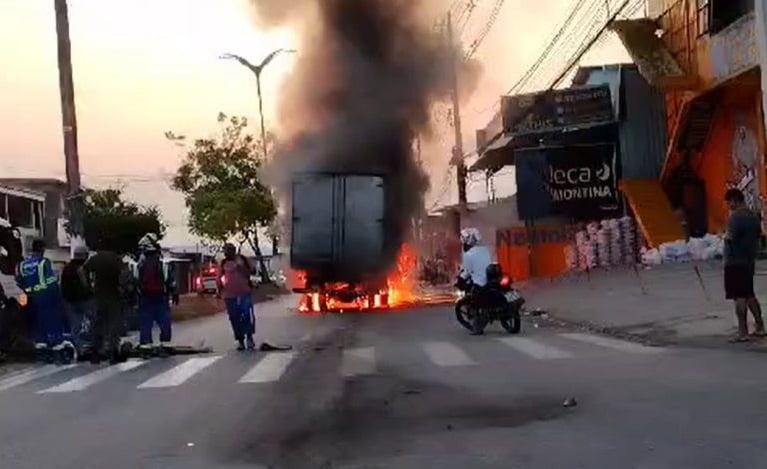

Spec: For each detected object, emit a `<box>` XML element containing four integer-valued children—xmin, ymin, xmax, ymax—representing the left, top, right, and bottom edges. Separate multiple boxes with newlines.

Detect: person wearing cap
<box><xmin>61</xmin><ymin>245</ymin><xmax>94</xmax><ymax>356</ymax></box>
<box><xmin>16</xmin><ymin>239</ymin><xmax>66</xmax><ymax>362</ymax></box>
<box><xmin>135</xmin><ymin>234</ymin><xmax>176</xmax><ymax>356</ymax></box>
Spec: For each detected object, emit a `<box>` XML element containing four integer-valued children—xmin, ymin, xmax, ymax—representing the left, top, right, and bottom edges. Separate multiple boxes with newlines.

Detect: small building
<box><xmin>0</xmin><ymin>178</ymin><xmax>71</xmax><ymax>262</ymax></box>
<box><xmin>470</xmin><ymin>64</ymin><xmax>669</xmax><ymax>279</ymax></box>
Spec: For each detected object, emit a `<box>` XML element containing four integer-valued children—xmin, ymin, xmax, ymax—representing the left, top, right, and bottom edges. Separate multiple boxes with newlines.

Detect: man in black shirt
<box><xmin>82</xmin><ymin>243</ymin><xmax>126</xmax><ymax>364</ymax></box>
<box><xmin>724</xmin><ymin>189</ymin><xmax>765</xmax><ymax>342</ymax></box>
<box><xmin>61</xmin><ymin>246</ymin><xmax>94</xmax><ymax>355</ymax></box>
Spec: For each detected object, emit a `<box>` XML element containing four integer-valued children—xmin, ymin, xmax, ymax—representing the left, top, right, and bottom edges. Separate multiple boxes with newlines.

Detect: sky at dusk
<box><xmin>0</xmin><ymin>0</ymin><xmax>632</xmax><ymax>245</ymax></box>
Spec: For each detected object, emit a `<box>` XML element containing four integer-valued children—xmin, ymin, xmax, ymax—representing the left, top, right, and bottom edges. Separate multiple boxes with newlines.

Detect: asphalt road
<box><xmin>1</xmin><ymin>295</ymin><xmax>767</xmax><ymax>469</ymax></box>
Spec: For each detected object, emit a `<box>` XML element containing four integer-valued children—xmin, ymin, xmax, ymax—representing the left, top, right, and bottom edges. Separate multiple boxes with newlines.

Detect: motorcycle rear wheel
<box><xmin>500</xmin><ymin>305</ymin><xmax>521</xmax><ymax>334</ymax></box>
<box><xmin>454</xmin><ymin>300</ymin><xmax>474</xmax><ymax>332</ymax></box>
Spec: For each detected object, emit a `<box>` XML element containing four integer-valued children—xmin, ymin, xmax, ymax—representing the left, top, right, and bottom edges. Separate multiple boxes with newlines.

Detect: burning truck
<box><xmin>251</xmin><ymin>0</ymin><xmax>470</xmax><ymax>311</ymax></box>
<box><xmin>291</xmin><ymin>172</ymin><xmax>417</xmax><ymax>312</ymax></box>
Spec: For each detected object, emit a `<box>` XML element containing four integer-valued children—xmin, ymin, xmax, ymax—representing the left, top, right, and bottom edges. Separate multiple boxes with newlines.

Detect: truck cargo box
<box><xmin>290</xmin><ymin>172</ymin><xmax>387</xmax><ymax>282</ymax></box>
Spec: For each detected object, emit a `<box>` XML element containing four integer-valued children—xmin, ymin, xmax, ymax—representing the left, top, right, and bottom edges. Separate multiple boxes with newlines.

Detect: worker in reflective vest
<box><xmin>134</xmin><ymin>234</ymin><xmax>176</xmax><ymax>355</ymax></box>
<box><xmin>16</xmin><ymin>239</ymin><xmax>65</xmax><ymax>361</ymax></box>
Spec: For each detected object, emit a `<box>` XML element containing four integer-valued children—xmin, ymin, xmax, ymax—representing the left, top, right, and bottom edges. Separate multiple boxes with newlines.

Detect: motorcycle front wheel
<box><xmin>454</xmin><ymin>299</ymin><xmax>474</xmax><ymax>332</ymax></box>
<box><xmin>500</xmin><ymin>304</ymin><xmax>522</xmax><ymax>334</ymax></box>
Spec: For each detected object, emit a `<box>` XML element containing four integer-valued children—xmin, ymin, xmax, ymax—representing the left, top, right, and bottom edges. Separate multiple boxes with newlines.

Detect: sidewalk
<box><xmin>523</xmin><ymin>260</ymin><xmax>767</xmax><ymax>351</ymax></box>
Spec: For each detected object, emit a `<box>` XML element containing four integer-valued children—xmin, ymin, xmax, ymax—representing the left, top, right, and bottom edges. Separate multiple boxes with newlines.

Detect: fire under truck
<box><xmin>290</xmin><ymin>172</ymin><xmax>393</xmax><ymax>311</ymax></box>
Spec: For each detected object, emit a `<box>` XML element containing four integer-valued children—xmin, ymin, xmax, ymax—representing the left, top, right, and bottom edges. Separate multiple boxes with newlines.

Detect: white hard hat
<box><xmin>460</xmin><ymin>228</ymin><xmax>481</xmax><ymax>247</ymax></box>
<box><xmin>138</xmin><ymin>233</ymin><xmax>160</xmax><ymax>252</ymax></box>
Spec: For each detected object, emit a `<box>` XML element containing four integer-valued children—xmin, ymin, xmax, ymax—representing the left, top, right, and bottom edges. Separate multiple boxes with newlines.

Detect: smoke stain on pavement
<box><xmin>213</xmin><ymin>325</ymin><xmax>571</xmax><ymax>469</ymax></box>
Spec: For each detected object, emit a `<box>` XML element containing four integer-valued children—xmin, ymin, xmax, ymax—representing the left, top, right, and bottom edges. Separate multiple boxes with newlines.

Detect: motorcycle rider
<box><xmin>16</xmin><ymin>239</ymin><xmax>74</xmax><ymax>363</ymax></box>
<box><xmin>457</xmin><ymin>228</ymin><xmax>493</xmax><ymax>335</ymax></box>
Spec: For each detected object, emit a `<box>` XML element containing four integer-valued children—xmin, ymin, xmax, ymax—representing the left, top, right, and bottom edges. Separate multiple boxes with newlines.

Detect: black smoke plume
<box><xmin>252</xmin><ymin>0</ymin><xmax>461</xmax><ymax>275</ymax></box>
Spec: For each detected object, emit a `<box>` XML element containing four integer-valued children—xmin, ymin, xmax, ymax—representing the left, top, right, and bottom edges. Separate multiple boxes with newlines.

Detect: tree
<box><xmin>80</xmin><ymin>188</ymin><xmax>165</xmax><ymax>254</ymax></box>
<box><xmin>169</xmin><ymin>113</ymin><xmax>277</xmax><ymax>283</ymax></box>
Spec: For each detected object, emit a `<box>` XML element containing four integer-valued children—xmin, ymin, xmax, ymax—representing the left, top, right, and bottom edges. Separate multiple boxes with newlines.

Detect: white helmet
<box><xmin>138</xmin><ymin>233</ymin><xmax>160</xmax><ymax>252</ymax></box>
<box><xmin>460</xmin><ymin>228</ymin><xmax>481</xmax><ymax>247</ymax></box>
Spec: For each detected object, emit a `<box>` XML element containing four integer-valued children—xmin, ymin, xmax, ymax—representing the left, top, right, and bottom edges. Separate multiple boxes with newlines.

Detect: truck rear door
<box><xmin>291</xmin><ymin>174</ymin><xmax>335</xmax><ymax>266</ymax></box>
<box><xmin>341</xmin><ymin>175</ymin><xmax>384</xmax><ymax>272</ymax></box>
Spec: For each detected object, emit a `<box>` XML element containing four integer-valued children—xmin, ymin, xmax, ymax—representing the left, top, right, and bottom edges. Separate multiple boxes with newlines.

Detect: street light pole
<box><xmin>220</xmin><ymin>49</ymin><xmax>295</xmax><ymax>161</ymax></box>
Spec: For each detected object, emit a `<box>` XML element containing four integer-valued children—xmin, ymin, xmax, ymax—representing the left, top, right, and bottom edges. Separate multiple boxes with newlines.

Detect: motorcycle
<box><xmin>455</xmin><ymin>263</ymin><xmax>524</xmax><ymax>335</ymax></box>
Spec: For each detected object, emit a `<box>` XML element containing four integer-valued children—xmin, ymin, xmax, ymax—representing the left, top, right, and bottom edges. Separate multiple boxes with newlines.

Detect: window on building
<box><xmin>0</xmin><ymin>194</ymin><xmax>7</xmax><ymax>220</ymax></box>
<box><xmin>697</xmin><ymin>0</ymin><xmax>710</xmax><ymax>36</ymax></box>
<box><xmin>7</xmin><ymin>195</ymin><xmax>34</xmax><ymax>229</ymax></box>
<box><xmin>710</xmin><ymin>0</ymin><xmax>754</xmax><ymax>35</ymax></box>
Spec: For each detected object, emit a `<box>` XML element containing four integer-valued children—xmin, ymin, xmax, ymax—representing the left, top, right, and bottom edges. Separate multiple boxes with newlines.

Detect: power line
<box><xmin>465</xmin><ymin>0</ymin><xmax>507</xmax><ymax>59</ymax></box>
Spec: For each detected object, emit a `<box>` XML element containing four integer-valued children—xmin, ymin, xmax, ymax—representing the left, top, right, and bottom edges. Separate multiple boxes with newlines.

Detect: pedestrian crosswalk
<box><xmin>0</xmin><ymin>333</ymin><xmax>666</xmax><ymax>396</ymax></box>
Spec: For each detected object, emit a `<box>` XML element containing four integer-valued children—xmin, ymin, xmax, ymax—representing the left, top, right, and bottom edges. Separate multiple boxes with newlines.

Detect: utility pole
<box><xmin>54</xmin><ymin>0</ymin><xmax>84</xmax><ymax>246</ymax></box>
<box><xmin>447</xmin><ymin>12</ymin><xmax>468</xmax><ymax>211</ymax></box>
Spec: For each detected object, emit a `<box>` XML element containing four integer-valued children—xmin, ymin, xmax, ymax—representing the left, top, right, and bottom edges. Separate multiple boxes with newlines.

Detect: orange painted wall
<box><xmin>497</xmin><ymin>226</ymin><xmax>572</xmax><ymax>281</ymax></box>
<box><xmin>695</xmin><ymin>84</ymin><xmax>763</xmax><ymax>233</ymax></box>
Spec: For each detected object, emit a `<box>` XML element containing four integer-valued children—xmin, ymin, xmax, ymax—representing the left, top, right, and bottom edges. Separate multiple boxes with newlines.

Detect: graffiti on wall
<box><xmin>728</xmin><ymin>112</ymin><xmax>762</xmax><ymax>219</ymax></box>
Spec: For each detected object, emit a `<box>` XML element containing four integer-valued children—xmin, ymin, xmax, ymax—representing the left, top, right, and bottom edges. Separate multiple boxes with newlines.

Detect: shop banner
<box><xmin>515</xmin><ymin>144</ymin><xmax>619</xmax><ymax>220</ymax></box>
<box><xmin>501</xmin><ymin>85</ymin><xmax>614</xmax><ymax>135</ymax></box>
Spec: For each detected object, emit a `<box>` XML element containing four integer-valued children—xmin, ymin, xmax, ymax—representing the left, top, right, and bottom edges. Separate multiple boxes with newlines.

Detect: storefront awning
<box><xmin>470</xmin><ymin>121</ymin><xmax>619</xmax><ymax>172</ymax></box>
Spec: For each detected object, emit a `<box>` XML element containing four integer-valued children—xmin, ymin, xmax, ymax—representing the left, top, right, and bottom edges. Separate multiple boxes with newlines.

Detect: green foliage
<box><xmin>169</xmin><ymin>113</ymin><xmax>277</xmax><ymax>242</ymax></box>
<box><xmin>169</xmin><ymin>113</ymin><xmax>277</xmax><ymax>282</ymax></box>
<box><xmin>82</xmin><ymin>188</ymin><xmax>165</xmax><ymax>254</ymax></box>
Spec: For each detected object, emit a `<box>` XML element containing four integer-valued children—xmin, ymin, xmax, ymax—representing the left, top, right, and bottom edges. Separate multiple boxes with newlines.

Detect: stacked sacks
<box><xmin>619</xmin><ymin>217</ymin><xmax>637</xmax><ymax>264</ymax></box>
<box><xmin>659</xmin><ymin>240</ymin><xmax>691</xmax><ymax>263</ymax></box>
<box><xmin>575</xmin><ymin>229</ymin><xmax>597</xmax><ymax>270</ymax></box>
<box><xmin>596</xmin><ymin>221</ymin><xmax>611</xmax><ymax>268</ymax></box>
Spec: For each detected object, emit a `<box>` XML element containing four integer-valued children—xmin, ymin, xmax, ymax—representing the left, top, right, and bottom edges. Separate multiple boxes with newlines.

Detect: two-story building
<box><xmin>613</xmin><ymin>0</ymin><xmax>766</xmax><ymax>242</ymax></box>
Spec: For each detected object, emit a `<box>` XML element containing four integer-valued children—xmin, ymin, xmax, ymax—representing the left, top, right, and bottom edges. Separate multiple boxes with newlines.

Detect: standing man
<box><xmin>61</xmin><ymin>245</ymin><xmax>93</xmax><ymax>356</ymax></box>
<box><xmin>724</xmin><ymin>188</ymin><xmax>766</xmax><ymax>342</ymax></box>
<box><xmin>81</xmin><ymin>239</ymin><xmax>125</xmax><ymax>364</ymax></box>
<box><xmin>220</xmin><ymin>243</ymin><xmax>255</xmax><ymax>351</ymax></box>
<box><xmin>16</xmin><ymin>239</ymin><xmax>68</xmax><ymax>362</ymax></box>
<box><xmin>136</xmin><ymin>234</ymin><xmax>174</xmax><ymax>356</ymax></box>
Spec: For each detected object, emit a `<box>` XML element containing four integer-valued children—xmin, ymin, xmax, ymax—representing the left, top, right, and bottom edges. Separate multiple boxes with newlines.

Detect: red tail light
<box><xmin>195</xmin><ymin>276</ymin><xmax>202</xmax><ymax>287</ymax></box>
<box><xmin>500</xmin><ymin>276</ymin><xmax>510</xmax><ymax>287</ymax></box>
<box><xmin>208</xmin><ymin>267</ymin><xmax>216</xmax><ymax>275</ymax></box>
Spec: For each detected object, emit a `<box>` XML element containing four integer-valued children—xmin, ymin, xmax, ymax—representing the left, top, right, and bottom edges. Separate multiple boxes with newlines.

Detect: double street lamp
<box><xmin>219</xmin><ymin>49</ymin><xmax>296</xmax><ymax>160</ymax></box>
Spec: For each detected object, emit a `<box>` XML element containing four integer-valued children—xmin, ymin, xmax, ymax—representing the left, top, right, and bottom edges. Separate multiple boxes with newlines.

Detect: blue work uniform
<box><xmin>133</xmin><ymin>258</ymin><xmax>175</xmax><ymax>348</ymax></box>
<box><xmin>16</xmin><ymin>254</ymin><xmax>64</xmax><ymax>349</ymax></box>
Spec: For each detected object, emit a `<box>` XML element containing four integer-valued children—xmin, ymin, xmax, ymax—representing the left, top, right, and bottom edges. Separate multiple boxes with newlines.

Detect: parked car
<box><xmin>195</xmin><ymin>263</ymin><xmax>220</xmax><ymax>295</ymax></box>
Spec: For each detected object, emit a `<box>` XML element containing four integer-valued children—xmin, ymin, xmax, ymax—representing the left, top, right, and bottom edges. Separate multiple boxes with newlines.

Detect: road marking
<box><xmin>341</xmin><ymin>347</ymin><xmax>376</xmax><ymax>377</ymax></box>
<box><xmin>559</xmin><ymin>333</ymin><xmax>665</xmax><ymax>354</ymax></box>
<box><xmin>138</xmin><ymin>356</ymin><xmax>222</xmax><ymax>389</ymax></box>
<box><xmin>239</xmin><ymin>353</ymin><xmax>296</xmax><ymax>384</ymax></box>
<box><xmin>38</xmin><ymin>360</ymin><xmax>146</xmax><ymax>394</ymax></box>
<box><xmin>0</xmin><ymin>365</ymin><xmax>77</xmax><ymax>392</ymax></box>
<box><xmin>497</xmin><ymin>337</ymin><xmax>573</xmax><ymax>360</ymax></box>
<box><xmin>423</xmin><ymin>342</ymin><xmax>476</xmax><ymax>367</ymax></box>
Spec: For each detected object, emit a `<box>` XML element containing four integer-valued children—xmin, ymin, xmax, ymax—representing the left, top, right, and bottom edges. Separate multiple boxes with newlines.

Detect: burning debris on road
<box><xmin>249</xmin><ymin>0</ymin><xmax>472</xmax><ymax>312</ymax></box>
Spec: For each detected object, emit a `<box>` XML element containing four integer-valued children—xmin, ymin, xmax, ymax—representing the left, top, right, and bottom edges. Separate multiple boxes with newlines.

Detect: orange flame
<box><xmin>295</xmin><ymin>243</ymin><xmax>420</xmax><ymax>313</ymax></box>
<box><xmin>387</xmin><ymin>243</ymin><xmax>417</xmax><ymax>307</ymax></box>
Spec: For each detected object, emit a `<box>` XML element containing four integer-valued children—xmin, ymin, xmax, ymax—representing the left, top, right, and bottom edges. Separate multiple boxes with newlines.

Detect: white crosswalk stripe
<box><xmin>138</xmin><ymin>356</ymin><xmax>222</xmax><ymax>389</ymax></box>
<box><xmin>341</xmin><ymin>347</ymin><xmax>376</xmax><ymax>377</ymax></box>
<box><xmin>38</xmin><ymin>360</ymin><xmax>147</xmax><ymax>394</ymax></box>
<box><xmin>423</xmin><ymin>342</ymin><xmax>476</xmax><ymax>367</ymax></box>
<box><xmin>0</xmin><ymin>365</ymin><xmax>77</xmax><ymax>392</ymax></box>
<box><xmin>239</xmin><ymin>352</ymin><xmax>297</xmax><ymax>384</ymax></box>
<box><xmin>559</xmin><ymin>333</ymin><xmax>665</xmax><ymax>354</ymax></box>
<box><xmin>497</xmin><ymin>337</ymin><xmax>574</xmax><ymax>360</ymax></box>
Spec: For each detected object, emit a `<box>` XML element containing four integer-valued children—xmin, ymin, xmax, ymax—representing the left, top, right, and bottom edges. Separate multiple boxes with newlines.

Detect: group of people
<box><xmin>15</xmin><ymin>233</ymin><xmax>177</xmax><ymax>364</ymax></box>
